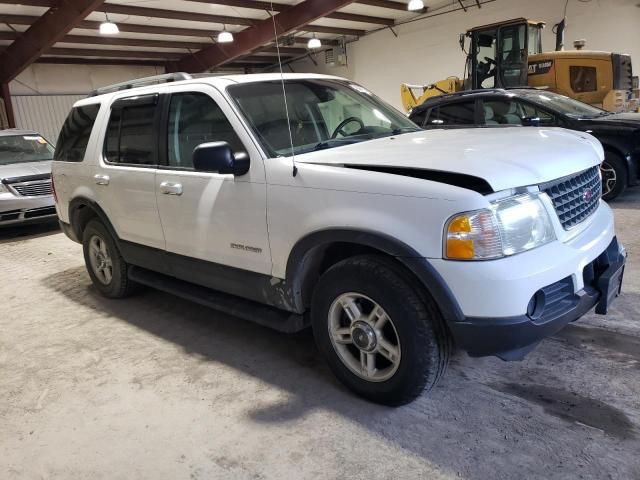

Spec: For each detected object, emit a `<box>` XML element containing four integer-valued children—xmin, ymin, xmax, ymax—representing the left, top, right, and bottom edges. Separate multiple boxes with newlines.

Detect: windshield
<box><xmin>524</xmin><ymin>91</ymin><xmax>608</xmax><ymax>118</ymax></box>
<box><xmin>227</xmin><ymin>79</ymin><xmax>419</xmax><ymax>157</ymax></box>
<box><xmin>0</xmin><ymin>134</ymin><xmax>54</xmax><ymax>165</ymax></box>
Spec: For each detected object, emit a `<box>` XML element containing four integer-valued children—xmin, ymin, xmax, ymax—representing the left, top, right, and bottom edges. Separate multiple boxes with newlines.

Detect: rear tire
<box><xmin>311</xmin><ymin>255</ymin><xmax>451</xmax><ymax>406</ymax></box>
<box><xmin>82</xmin><ymin>219</ymin><xmax>137</xmax><ymax>298</ymax></box>
<box><xmin>601</xmin><ymin>153</ymin><xmax>627</xmax><ymax>201</ymax></box>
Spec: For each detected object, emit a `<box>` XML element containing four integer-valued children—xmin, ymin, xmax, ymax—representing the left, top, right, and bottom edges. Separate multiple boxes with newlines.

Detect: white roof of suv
<box><xmin>77</xmin><ymin>72</ymin><xmax>345</xmax><ymax>107</ymax></box>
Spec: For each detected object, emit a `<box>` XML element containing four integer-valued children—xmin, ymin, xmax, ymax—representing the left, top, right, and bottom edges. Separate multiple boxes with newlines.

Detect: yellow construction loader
<box><xmin>401</xmin><ymin>18</ymin><xmax>638</xmax><ymax>113</ymax></box>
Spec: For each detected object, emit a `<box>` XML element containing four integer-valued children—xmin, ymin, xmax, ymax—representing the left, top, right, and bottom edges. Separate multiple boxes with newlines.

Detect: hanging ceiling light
<box><xmin>99</xmin><ymin>12</ymin><xmax>119</xmax><ymax>35</ymax></box>
<box><xmin>307</xmin><ymin>34</ymin><xmax>322</xmax><ymax>49</ymax></box>
<box><xmin>217</xmin><ymin>25</ymin><xmax>234</xmax><ymax>43</ymax></box>
<box><xmin>407</xmin><ymin>0</ymin><xmax>425</xmax><ymax>11</ymax></box>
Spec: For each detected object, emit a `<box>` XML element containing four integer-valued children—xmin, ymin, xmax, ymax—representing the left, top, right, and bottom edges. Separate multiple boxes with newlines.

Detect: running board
<box><xmin>128</xmin><ymin>266</ymin><xmax>309</xmax><ymax>333</ymax></box>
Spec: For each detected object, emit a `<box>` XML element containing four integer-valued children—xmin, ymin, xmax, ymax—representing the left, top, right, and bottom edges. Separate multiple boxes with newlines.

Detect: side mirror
<box><xmin>522</xmin><ymin>116</ymin><xmax>541</xmax><ymax>127</ymax></box>
<box><xmin>192</xmin><ymin>141</ymin><xmax>250</xmax><ymax>176</ymax></box>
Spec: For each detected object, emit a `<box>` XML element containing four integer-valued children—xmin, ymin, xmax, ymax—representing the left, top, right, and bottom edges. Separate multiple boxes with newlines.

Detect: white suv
<box><xmin>52</xmin><ymin>73</ymin><xmax>626</xmax><ymax>405</ymax></box>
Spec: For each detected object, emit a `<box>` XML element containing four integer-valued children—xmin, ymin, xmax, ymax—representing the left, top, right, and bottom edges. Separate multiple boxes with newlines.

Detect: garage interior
<box><xmin>1</xmin><ymin>0</ymin><xmax>640</xmax><ymax>479</ymax></box>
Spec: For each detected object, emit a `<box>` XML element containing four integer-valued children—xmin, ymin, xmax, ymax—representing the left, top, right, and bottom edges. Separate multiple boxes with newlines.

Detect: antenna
<box><xmin>269</xmin><ymin>2</ymin><xmax>298</xmax><ymax>177</ymax></box>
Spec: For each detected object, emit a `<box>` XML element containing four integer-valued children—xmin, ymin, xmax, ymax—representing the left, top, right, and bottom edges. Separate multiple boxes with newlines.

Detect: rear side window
<box><xmin>54</xmin><ymin>104</ymin><xmax>100</xmax><ymax>162</ymax></box>
<box><xmin>427</xmin><ymin>101</ymin><xmax>476</xmax><ymax>126</ymax></box>
<box><xmin>104</xmin><ymin>96</ymin><xmax>157</xmax><ymax>165</ymax></box>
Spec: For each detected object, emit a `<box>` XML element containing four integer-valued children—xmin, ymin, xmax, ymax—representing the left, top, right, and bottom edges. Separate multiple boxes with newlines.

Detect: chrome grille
<box><xmin>11</xmin><ymin>179</ymin><xmax>53</xmax><ymax>197</ymax></box>
<box><xmin>540</xmin><ymin>166</ymin><xmax>601</xmax><ymax>230</ymax></box>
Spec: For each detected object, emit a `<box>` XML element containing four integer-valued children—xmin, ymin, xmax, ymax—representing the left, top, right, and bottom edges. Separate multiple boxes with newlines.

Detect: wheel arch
<box><xmin>285</xmin><ymin>229</ymin><xmax>464</xmax><ymax>324</ymax></box>
<box><xmin>68</xmin><ymin>197</ymin><xmax>119</xmax><ymax>244</ymax></box>
<box><xmin>601</xmin><ymin>143</ymin><xmax>632</xmax><ymax>186</ymax></box>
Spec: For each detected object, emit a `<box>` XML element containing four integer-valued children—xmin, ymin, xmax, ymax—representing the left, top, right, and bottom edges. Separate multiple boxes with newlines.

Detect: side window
<box><xmin>570</xmin><ymin>66</ymin><xmax>597</xmax><ymax>93</ymax></box>
<box><xmin>54</xmin><ymin>104</ymin><xmax>100</xmax><ymax>162</ymax></box>
<box><xmin>428</xmin><ymin>101</ymin><xmax>476</xmax><ymax>126</ymax></box>
<box><xmin>104</xmin><ymin>99</ymin><xmax>157</xmax><ymax>165</ymax></box>
<box><xmin>167</xmin><ymin>92</ymin><xmax>244</xmax><ymax>169</ymax></box>
<box><xmin>483</xmin><ymin>99</ymin><xmax>523</xmax><ymax>125</ymax></box>
<box><xmin>519</xmin><ymin>102</ymin><xmax>557</xmax><ymax>126</ymax></box>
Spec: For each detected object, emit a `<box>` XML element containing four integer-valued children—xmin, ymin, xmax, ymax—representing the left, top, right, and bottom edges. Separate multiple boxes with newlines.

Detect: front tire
<box><xmin>82</xmin><ymin>219</ymin><xmax>136</xmax><ymax>298</ymax></box>
<box><xmin>311</xmin><ymin>255</ymin><xmax>451</xmax><ymax>406</ymax></box>
<box><xmin>601</xmin><ymin>153</ymin><xmax>627</xmax><ymax>201</ymax></box>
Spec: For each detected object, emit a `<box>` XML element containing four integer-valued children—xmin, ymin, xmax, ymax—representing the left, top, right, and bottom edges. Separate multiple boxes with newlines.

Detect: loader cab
<box><xmin>467</xmin><ymin>19</ymin><xmax>544</xmax><ymax>90</ymax></box>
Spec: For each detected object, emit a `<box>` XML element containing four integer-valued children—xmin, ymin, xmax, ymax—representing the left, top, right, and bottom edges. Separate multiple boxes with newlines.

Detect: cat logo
<box><xmin>528</xmin><ymin>60</ymin><xmax>554</xmax><ymax>76</ymax></box>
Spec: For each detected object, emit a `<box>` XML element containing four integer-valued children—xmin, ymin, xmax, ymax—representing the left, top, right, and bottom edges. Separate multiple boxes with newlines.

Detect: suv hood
<box><xmin>296</xmin><ymin>128</ymin><xmax>603</xmax><ymax>192</ymax></box>
<box><xmin>0</xmin><ymin>160</ymin><xmax>52</xmax><ymax>180</ymax></box>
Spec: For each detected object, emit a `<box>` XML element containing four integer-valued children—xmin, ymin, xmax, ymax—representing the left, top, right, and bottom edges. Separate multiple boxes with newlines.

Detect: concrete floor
<box><xmin>1</xmin><ymin>190</ymin><xmax>639</xmax><ymax>480</ymax></box>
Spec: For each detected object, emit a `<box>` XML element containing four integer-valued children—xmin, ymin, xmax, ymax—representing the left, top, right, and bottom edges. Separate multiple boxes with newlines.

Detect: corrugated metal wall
<box><xmin>11</xmin><ymin>94</ymin><xmax>84</xmax><ymax>145</ymax></box>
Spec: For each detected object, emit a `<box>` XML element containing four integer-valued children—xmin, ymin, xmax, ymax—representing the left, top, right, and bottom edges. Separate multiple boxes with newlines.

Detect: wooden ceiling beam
<box><xmin>184</xmin><ymin>1</ymin><xmax>394</xmax><ymax>25</ymax></box>
<box><xmin>46</xmin><ymin>47</ymin><xmax>183</xmax><ymax>60</ymax></box>
<box><xmin>0</xmin><ymin>0</ymin><xmax>397</xmax><ymax>24</ymax></box>
<box><xmin>0</xmin><ymin>0</ymin><xmax>105</xmax><ymax>83</ymax></box>
<box><xmin>0</xmin><ymin>31</ymin><xmax>206</xmax><ymax>49</ymax></box>
<box><xmin>0</xmin><ymin>14</ymin><xmax>348</xmax><ymax>42</ymax></box>
<box><xmin>355</xmin><ymin>0</ymin><xmax>408</xmax><ymax>11</ymax></box>
<box><xmin>36</xmin><ymin>57</ymin><xmax>166</xmax><ymax>66</ymax></box>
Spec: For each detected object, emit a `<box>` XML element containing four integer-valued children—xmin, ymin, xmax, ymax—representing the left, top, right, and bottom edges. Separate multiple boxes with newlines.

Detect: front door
<box><xmin>155</xmin><ymin>84</ymin><xmax>272</xmax><ymax>276</ymax></box>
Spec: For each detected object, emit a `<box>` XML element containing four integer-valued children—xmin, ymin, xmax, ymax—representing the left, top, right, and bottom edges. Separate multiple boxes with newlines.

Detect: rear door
<box><xmin>94</xmin><ymin>92</ymin><xmax>165</xmax><ymax>250</ymax></box>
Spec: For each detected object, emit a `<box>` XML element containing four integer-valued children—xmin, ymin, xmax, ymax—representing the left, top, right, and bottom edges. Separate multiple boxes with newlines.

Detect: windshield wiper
<box><xmin>390</xmin><ymin>127</ymin><xmax>420</xmax><ymax>135</ymax></box>
<box><xmin>310</xmin><ymin>136</ymin><xmax>373</xmax><ymax>152</ymax></box>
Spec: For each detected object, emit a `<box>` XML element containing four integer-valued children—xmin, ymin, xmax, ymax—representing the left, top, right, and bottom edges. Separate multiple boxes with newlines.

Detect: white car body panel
<box><xmin>294</xmin><ymin>127</ymin><xmax>604</xmax><ymax>192</ymax></box>
<box><xmin>266</xmin><ymin>157</ymin><xmax>488</xmax><ymax>278</ymax></box>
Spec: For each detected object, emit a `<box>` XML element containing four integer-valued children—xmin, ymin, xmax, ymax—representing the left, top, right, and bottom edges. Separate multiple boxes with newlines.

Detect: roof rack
<box><xmin>88</xmin><ymin>72</ymin><xmax>193</xmax><ymax>97</ymax></box>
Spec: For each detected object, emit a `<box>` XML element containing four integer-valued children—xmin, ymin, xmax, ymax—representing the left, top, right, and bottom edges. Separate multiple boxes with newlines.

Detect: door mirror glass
<box><xmin>192</xmin><ymin>142</ymin><xmax>250</xmax><ymax>175</ymax></box>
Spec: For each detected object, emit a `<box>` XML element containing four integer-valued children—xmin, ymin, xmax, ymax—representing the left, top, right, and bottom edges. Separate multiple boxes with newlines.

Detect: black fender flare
<box><xmin>285</xmin><ymin>228</ymin><xmax>465</xmax><ymax>324</ymax></box>
<box><xmin>68</xmin><ymin>197</ymin><xmax>120</xmax><ymax>244</ymax></box>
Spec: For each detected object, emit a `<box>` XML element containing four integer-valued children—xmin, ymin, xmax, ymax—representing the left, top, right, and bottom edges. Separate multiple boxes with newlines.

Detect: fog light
<box><xmin>527</xmin><ymin>290</ymin><xmax>546</xmax><ymax>320</ymax></box>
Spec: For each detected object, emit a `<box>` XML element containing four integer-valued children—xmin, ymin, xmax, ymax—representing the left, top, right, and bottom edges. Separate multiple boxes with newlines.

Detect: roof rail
<box><xmin>88</xmin><ymin>72</ymin><xmax>193</xmax><ymax>97</ymax></box>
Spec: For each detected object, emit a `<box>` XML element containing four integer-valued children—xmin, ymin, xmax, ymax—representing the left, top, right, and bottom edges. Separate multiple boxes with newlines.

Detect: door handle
<box><xmin>159</xmin><ymin>181</ymin><xmax>183</xmax><ymax>196</ymax></box>
<box><xmin>94</xmin><ymin>174</ymin><xmax>110</xmax><ymax>185</ymax></box>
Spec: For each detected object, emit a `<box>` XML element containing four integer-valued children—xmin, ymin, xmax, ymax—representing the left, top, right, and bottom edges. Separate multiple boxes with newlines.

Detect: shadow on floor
<box><xmin>39</xmin><ymin>265</ymin><xmax>639</xmax><ymax>479</ymax></box>
<box><xmin>0</xmin><ymin>220</ymin><xmax>60</xmax><ymax>244</ymax></box>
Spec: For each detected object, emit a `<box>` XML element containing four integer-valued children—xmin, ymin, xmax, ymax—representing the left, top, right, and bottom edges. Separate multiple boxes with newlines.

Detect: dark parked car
<box><xmin>409</xmin><ymin>89</ymin><xmax>640</xmax><ymax>200</ymax></box>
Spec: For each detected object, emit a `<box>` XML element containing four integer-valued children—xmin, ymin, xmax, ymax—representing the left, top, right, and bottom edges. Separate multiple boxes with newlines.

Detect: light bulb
<box><xmin>217</xmin><ymin>30</ymin><xmax>234</xmax><ymax>43</ymax></box>
<box><xmin>307</xmin><ymin>37</ymin><xmax>322</xmax><ymax>49</ymax></box>
<box><xmin>99</xmin><ymin>21</ymin><xmax>119</xmax><ymax>35</ymax></box>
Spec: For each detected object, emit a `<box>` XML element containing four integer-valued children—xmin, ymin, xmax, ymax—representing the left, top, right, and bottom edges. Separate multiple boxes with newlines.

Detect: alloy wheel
<box><xmin>327</xmin><ymin>292</ymin><xmax>401</xmax><ymax>382</ymax></box>
<box><xmin>88</xmin><ymin>235</ymin><xmax>113</xmax><ymax>285</ymax></box>
<box><xmin>601</xmin><ymin>162</ymin><xmax>617</xmax><ymax>198</ymax></box>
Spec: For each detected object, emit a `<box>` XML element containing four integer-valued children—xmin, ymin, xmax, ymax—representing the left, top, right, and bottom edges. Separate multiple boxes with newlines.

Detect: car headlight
<box><xmin>0</xmin><ymin>183</ymin><xmax>9</xmax><ymax>194</ymax></box>
<box><xmin>445</xmin><ymin>192</ymin><xmax>556</xmax><ymax>260</ymax></box>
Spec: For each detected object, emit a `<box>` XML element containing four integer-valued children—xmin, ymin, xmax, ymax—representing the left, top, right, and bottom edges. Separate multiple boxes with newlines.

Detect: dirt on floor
<box><xmin>1</xmin><ymin>190</ymin><xmax>639</xmax><ymax>480</ymax></box>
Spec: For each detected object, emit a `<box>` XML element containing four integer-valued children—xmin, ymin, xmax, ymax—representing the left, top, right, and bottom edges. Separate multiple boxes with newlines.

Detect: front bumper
<box><xmin>448</xmin><ymin>236</ymin><xmax>626</xmax><ymax>360</ymax></box>
<box><xmin>0</xmin><ymin>193</ymin><xmax>56</xmax><ymax>227</ymax></box>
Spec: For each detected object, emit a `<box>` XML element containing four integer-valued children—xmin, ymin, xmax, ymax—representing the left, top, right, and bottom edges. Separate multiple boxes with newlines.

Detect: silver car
<box><xmin>0</xmin><ymin>129</ymin><xmax>57</xmax><ymax>226</ymax></box>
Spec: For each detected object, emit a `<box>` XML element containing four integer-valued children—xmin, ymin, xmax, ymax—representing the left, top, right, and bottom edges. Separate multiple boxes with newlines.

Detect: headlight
<box><xmin>445</xmin><ymin>193</ymin><xmax>556</xmax><ymax>260</ymax></box>
<box><xmin>0</xmin><ymin>183</ymin><xmax>9</xmax><ymax>194</ymax></box>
